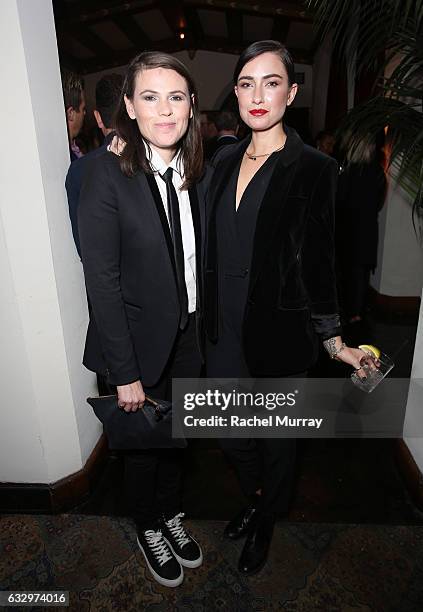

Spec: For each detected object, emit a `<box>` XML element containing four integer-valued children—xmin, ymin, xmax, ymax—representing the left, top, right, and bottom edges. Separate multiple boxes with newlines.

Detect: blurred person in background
<box><xmin>206</xmin><ymin>110</ymin><xmax>239</xmax><ymax>158</ymax></box>
<box><xmin>200</xmin><ymin>110</ymin><xmax>218</xmax><ymax>158</ymax></box>
<box><xmin>65</xmin><ymin>73</ymin><xmax>123</xmax><ymax>257</ymax></box>
<box><xmin>61</xmin><ymin>68</ymin><xmax>86</xmax><ymax>161</ymax></box>
<box><xmin>315</xmin><ymin>129</ymin><xmax>336</xmax><ymax>157</ymax></box>
<box><xmin>200</xmin><ymin>110</ymin><xmax>218</xmax><ymax>140</ymax></box>
<box><xmin>336</xmin><ymin>133</ymin><xmax>387</xmax><ymax>325</ymax></box>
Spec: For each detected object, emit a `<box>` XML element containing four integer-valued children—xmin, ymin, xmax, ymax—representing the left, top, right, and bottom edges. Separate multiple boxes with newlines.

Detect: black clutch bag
<box><xmin>87</xmin><ymin>394</ymin><xmax>186</xmax><ymax>450</ymax></box>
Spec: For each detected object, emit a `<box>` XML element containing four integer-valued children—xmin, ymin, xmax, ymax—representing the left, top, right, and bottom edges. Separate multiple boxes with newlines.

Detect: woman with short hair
<box><xmin>79</xmin><ymin>51</ymin><xmax>208</xmax><ymax>587</ymax></box>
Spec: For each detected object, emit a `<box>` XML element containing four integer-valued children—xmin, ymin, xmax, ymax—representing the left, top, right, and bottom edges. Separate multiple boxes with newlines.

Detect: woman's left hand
<box><xmin>335</xmin><ymin>346</ymin><xmax>379</xmax><ymax>378</ymax></box>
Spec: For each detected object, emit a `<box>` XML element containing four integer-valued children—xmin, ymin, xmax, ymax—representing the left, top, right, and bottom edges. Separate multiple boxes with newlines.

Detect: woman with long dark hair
<box><xmin>204</xmin><ymin>40</ymin><xmax>373</xmax><ymax>575</ymax></box>
<box><xmin>79</xmin><ymin>51</ymin><xmax>207</xmax><ymax>587</ymax></box>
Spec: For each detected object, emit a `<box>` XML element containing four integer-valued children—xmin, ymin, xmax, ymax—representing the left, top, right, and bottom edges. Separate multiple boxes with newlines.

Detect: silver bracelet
<box><xmin>323</xmin><ymin>339</ymin><xmax>346</xmax><ymax>360</ymax></box>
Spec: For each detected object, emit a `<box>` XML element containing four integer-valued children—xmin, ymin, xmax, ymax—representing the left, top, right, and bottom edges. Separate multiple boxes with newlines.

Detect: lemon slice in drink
<box><xmin>358</xmin><ymin>344</ymin><xmax>381</xmax><ymax>359</ymax></box>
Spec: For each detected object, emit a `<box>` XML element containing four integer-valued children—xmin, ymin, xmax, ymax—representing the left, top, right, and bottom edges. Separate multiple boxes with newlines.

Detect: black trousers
<box><xmin>101</xmin><ymin>313</ymin><xmax>201</xmax><ymax>530</ymax></box>
<box><xmin>217</xmin><ymin>376</ymin><xmax>303</xmax><ymax>519</ymax></box>
<box><xmin>219</xmin><ymin>437</ymin><xmax>296</xmax><ymax>518</ymax></box>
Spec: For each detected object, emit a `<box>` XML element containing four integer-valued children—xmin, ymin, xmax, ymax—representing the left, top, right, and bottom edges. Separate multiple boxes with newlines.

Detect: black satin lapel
<box><xmin>144</xmin><ymin>173</ymin><xmax>176</xmax><ymax>272</ymax></box>
<box><xmin>248</xmin><ymin>155</ymin><xmax>300</xmax><ymax>295</ymax></box>
<box><xmin>188</xmin><ymin>185</ymin><xmax>202</xmax><ymax>280</ymax></box>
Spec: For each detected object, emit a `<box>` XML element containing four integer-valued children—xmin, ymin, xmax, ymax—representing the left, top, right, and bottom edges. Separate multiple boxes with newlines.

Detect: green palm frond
<box><xmin>308</xmin><ymin>0</ymin><xmax>423</xmax><ymax>74</ymax></box>
<box><xmin>307</xmin><ymin>0</ymin><xmax>423</xmax><ymax>227</ymax></box>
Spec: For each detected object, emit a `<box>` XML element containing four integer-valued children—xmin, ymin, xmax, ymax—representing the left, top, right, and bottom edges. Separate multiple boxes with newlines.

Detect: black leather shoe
<box><xmin>238</xmin><ymin>515</ymin><xmax>275</xmax><ymax>575</ymax></box>
<box><xmin>224</xmin><ymin>505</ymin><xmax>258</xmax><ymax>540</ymax></box>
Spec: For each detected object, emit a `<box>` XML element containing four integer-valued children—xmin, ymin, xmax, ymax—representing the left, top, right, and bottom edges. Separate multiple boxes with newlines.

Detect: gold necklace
<box><xmin>245</xmin><ymin>142</ymin><xmax>286</xmax><ymax>161</ymax></box>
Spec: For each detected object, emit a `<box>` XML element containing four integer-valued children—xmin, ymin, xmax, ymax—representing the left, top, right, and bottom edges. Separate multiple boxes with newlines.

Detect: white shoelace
<box><xmin>165</xmin><ymin>512</ymin><xmax>191</xmax><ymax>548</ymax></box>
<box><xmin>144</xmin><ymin>529</ymin><xmax>172</xmax><ymax>566</ymax></box>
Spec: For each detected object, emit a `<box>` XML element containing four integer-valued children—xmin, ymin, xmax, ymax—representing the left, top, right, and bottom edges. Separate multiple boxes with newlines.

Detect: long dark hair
<box><xmin>233</xmin><ymin>40</ymin><xmax>295</xmax><ymax>86</ymax></box>
<box><xmin>114</xmin><ymin>51</ymin><xmax>203</xmax><ymax>189</ymax></box>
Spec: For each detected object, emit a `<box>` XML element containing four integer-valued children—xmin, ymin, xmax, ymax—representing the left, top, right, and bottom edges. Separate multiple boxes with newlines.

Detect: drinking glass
<box><xmin>351</xmin><ymin>350</ymin><xmax>394</xmax><ymax>393</ymax></box>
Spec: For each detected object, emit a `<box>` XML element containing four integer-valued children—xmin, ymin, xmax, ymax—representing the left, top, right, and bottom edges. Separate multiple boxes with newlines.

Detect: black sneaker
<box><xmin>161</xmin><ymin>512</ymin><xmax>203</xmax><ymax>568</ymax></box>
<box><xmin>136</xmin><ymin>527</ymin><xmax>183</xmax><ymax>587</ymax></box>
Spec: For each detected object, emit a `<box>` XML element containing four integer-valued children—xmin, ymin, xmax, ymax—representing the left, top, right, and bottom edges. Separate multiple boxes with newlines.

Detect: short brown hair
<box><xmin>114</xmin><ymin>51</ymin><xmax>203</xmax><ymax>189</ymax></box>
<box><xmin>214</xmin><ymin>111</ymin><xmax>238</xmax><ymax>132</ymax></box>
<box><xmin>61</xmin><ymin>68</ymin><xmax>85</xmax><ymax>111</ymax></box>
<box><xmin>95</xmin><ymin>73</ymin><xmax>123</xmax><ymax>129</ymax></box>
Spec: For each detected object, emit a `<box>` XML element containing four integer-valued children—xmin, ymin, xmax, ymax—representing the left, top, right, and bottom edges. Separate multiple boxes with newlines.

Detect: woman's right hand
<box><xmin>108</xmin><ymin>135</ymin><xmax>126</xmax><ymax>156</ymax></box>
<box><xmin>117</xmin><ymin>380</ymin><xmax>145</xmax><ymax>412</ymax></box>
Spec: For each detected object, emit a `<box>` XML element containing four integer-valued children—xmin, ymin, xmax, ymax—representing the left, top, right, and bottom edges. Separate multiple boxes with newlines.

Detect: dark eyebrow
<box><xmin>238</xmin><ymin>73</ymin><xmax>284</xmax><ymax>81</ymax></box>
<box><xmin>139</xmin><ymin>89</ymin><xmax>187</xmax><ymax>95</ymax></box>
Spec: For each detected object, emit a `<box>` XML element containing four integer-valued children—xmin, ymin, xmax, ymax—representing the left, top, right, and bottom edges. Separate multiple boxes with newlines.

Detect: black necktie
<box><xmin>160</xmin><ymin>168</ymin><xmax>189</xmax><ymax>330</ymax></box>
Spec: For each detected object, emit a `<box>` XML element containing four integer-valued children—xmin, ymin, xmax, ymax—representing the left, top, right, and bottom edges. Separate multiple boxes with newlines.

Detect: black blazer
<box><xmin>65</xmin><ymin>132</ymin><xmax>115</xmax><ymax>257</ymax></box>
<box><xmin>204</xmin><ymin>127</ymin><xmax>341</xmax><ymax>376</ymax></box>
<box><xmin>205</xmin><ymin>135</ymin><xmax>239</xmax><ymax>159</ymax></box>
<box><xmin>336</xmin><ymin>161</ymin><xmax>386</xmax><ymax>267</ymax></box>
<box><xmin>78</xmin><ymin>150</ymin><xmax>209</xmax><ymax>387</ymax></box>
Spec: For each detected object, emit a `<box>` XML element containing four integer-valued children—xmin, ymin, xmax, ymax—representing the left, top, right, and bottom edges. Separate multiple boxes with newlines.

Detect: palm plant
<box><xmin>307</xmin><ymin>0</ymin><xmax>423</xmax><ymax>228</ymax></box>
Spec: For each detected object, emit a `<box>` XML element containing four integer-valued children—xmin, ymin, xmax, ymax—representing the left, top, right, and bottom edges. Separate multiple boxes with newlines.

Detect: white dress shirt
<box><xmin>148</xmin><ymin>145</ymin><xmax>197</xmax><ymax>314</ymax></box>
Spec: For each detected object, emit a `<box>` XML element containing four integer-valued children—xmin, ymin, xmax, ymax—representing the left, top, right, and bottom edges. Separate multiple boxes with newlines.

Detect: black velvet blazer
<box><xmin>204</xmin><ymin>127</ymin><xmax>341</xmax><ymax>376</ymax></box>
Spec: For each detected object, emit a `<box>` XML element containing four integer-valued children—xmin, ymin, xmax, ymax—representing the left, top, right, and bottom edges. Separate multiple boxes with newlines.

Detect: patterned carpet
<box><xmin>1</xmin><ymin>514</ymin><xmax>423</xmax><ymax>611</ymax></box>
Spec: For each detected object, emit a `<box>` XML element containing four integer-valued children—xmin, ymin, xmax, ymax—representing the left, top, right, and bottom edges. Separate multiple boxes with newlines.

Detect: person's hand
<box><xmin>117</xmin><ymin>380</ymin><xmax>145</xmax><ymax>412</ymax></box>
<box><xmin>108</xmin><ymin>135</ymin><xmax>126</xmax><ymax>156</ymax></box>
<box><xmin>335</xmin><ymin>346</ymin><xmax>379</xmax><ymax>379</ymax></box>
<box><xmin>323</xmin><ymin>336</ymin><xmax>380</xmax><ymax>379</ymax></box>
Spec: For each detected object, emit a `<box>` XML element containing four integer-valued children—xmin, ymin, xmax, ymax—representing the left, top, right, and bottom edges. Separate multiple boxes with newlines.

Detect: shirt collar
<box><xmin>217</xmin><ymin>134</ymin><xmax>237</xmax><ymax>141</ymax></box>
<box><xmin>146</xmin><ymin>141</ymin><xmax>184</xmax><ymax>178</ymax></box>
<box><xmin>70</xmin><ymin>140</ymin><xmax>83</xmax><ymax>158</ymax></box>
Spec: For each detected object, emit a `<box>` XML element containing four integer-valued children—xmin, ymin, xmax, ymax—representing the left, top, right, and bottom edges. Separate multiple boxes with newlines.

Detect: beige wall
<box><xmin>371</xmin><ymin>176</ymin><xmax>423</xmax><ymax>297</ymax></box>
<box><xmin>0</xmin><ymin>0</ymin><xmax>99</xmax><ymax>484</ymax></box>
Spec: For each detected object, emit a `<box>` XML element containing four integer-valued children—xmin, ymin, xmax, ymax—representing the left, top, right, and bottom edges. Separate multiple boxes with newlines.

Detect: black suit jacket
<box><xmin>205</xmin><ymin>127</ymin><xmax>341</xmax><ymax>376</ymax></box>
<box><xmin>206</xmin><ymin>135</ymin><xmax>239</xmax><ymax>159</ymax></box>
<box><xmin>78</xmin><ymin>150</ymin><xmax>209</xmax><ymax>387</ymax></box>
<box><xmin>65</xmin><ymin>133</ymin><xmax>115</xmax><ymax>256</ymax></box>
<box><xmin>336</xmin><ymin>161</ymin><xmax>386</xmax><ymax>267</ymax></box>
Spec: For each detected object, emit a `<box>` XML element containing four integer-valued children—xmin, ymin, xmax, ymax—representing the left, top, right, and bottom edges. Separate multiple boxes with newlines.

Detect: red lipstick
<box><xmin>249</xmin><ymin>109</ymin><xmax>268</xmax><ymax>116</ymax></box>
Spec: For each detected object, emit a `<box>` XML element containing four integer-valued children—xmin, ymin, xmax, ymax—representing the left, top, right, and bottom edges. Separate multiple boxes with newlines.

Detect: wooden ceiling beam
<box><xmin>56</xmin><ymin>0</ymin><xmax>313</xmax><ymax>32</ymax></box>
<box><xmin>186</xmin><ymin>0</ymin><xmax>312</xmax><ymax>21</ymax></box>
<box><xmin>55</xmin><ymin>0</ymin><xmax>156</xmax><ymax>29</ymax></box>
<box><xmin>113</xmin><ymin>13</ymin><xmax>151</xmax><ymax>49</ymax></box>
<box><xmin>184</xmin><ymin>6</ymin><xmax>205</xmax><ymax>43</ymax></box>
<box><xmin>56</xmin><ymin>48</ymin><xmax>82</xmax><ymax>74</ymax></box>
<box><xmin>225</xmin><ymin>10</ymin><xmax>243</xmax><ymax>46</ymax></box>
<box><xmin>78</xmin><ymin>39</ymin><xmax>182</xmax><ymax>74</ymax></box>
<box><xmin>271</xmin><ymin>16</ymin><xmax>291</xmax><ymax>42</ymax></box>
<box><xmin>71</xmin><ymin>27</ymin><xmax>114</xmax><ymax>57</ymax></box>
<box><xmin>77</xmin><ymin>36</ymin><xmax>312</xmax><ymax>74</ymax></box>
